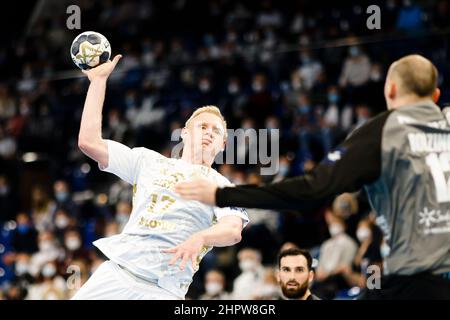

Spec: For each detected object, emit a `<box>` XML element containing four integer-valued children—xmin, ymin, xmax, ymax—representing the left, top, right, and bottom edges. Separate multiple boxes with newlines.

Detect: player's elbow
<box><xmin>78</xmin><ymin>136</ymin><xmax>100</xmax><ymax>152</ymax></box>
<box><xmin>78</xmin><ymin>138</ymin><xmax>89</xmax><ymax>151</ymax></box>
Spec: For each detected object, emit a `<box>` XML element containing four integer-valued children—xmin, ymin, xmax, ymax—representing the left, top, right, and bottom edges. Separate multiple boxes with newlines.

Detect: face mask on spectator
<box><xmin>265</xmin><ymin>120</ymin><xmax>277</xmax><ymax>130</ymax></box>
<box><xmin>381</xmin><ymin>242</ymin><xmax>391</xmax><ymax>258</ymax></box>
<box><xmin>228</xmin><ymin>83</ymin><xmax>239</xmax><ymax>94</ymax></box>
<box><xmin>125</xmin><ymin>96</ymin><xmax>135</xmax><ymax>109</ymax></box>
<box><xmin>328</xmin><ymin>93</ymin><xmax>339</xmax><ymax>104</ymax></box>
<box><xmin>17</xmin><ymin>223</ymin><xmax>30</xmax><ymax>234</ymax></box>
<box><xmin>205</xmin><ymin>281</ymin><xmax>223</xmax><ymax>296</ymax></box>
<box><xmin>65</xmin><ymin>237</ymin><xmax>81</xmax><ymax>251</ymax></box>
<box><xmin>199</xmin><ymin>81</ymin><xmax>211</xmax><ymax>92</ymax></box>
<box><xmin>42</xmin><ymin>264</ymin><xmax>56</xmax><ymax>278</ymax></box>
<box><xmin>39</xmin><ymin>240</ymin><xmax>54</xmax><ymax>252</ymax></box>
<box><xmin>116</xmin><ymin>212</ymin><xmax>129</xmax><ymax>225</ymax></box>
<box><xmin>109</xmin><ymin>119</ymin><xmax>120</xmax><ymax>129</ymax></box>
<box><xmin>356</xmin><ymin>227</ymin><xmax>371</xmax><ymax>242</ymax></box>
<box><xmin>55</xmin><ymin>191</ymin><xmax>69</xmax><ymax>202</ymax></box>
<box><xmin>370</xmin><ymin>72</ymin><xmax>382</xmax><ymax>82</ymax></box>
<box><xmin>0</xmin><ymin>185</ymin><xmax>9</xmax><ymax>195</ymax></box>
<box><xmin>328</xmin><ymin>223</ymin><xmax>344</xmax><ymax>237</ymax></box>
<box><xmin>349</xmin><ymin>46</ymin><xmax>360</xmax><ymax>57</ymax></box>
<box><xmin>301</xmin><ymin>55</ymin><xmax>311</xmax><ymax>65</ymax></box>
<box><xmin>252</xmin><ymin>81</ymin><xmax>264</xmax><ymax>93</ymax></box>
<box><xmin>15</xmin><ymin>262</ymin><xmax>29</xmax><ymax>276</ymax></box>
<box><xmin>278</xmin><ymin>164</ymin><xmax>289</xmax><ymax>176</ymax></box>
<box><xmin>260</xmin><ymin>284</ymin><xmax>279</xmax><ymax>297</ymax></box>
<box><xmin>239</xmin><ymin>259</ymin><xmax>257</xmax><ymax>272</ymax></box>
<box><xmin>298</xmin><ymin>104</ymin><xmax>310</xmax><ymax>114</ymax></box>
<box><xmin>55</xmin><ymin>216</ymin><xmax>70</xmax><ymax>229</ymax></box>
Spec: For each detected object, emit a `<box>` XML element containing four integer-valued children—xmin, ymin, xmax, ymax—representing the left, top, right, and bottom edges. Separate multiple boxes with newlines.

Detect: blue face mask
<box><xmin>380</xmin><ymin>243</ymin><xmax>391</xmax><ymax>258</ymax></box>
<box><xmin>17</xmin><ymin>224</ymin><xmax>30</xmax><ymax>234</ymax></box>
<box><xmin>299</xmin><ymin>105</ymin><xmax>311</xmax><ymax>114</ymax></box>
<box><xmin>55</xmin><ymin>191</ymin><xmax>69</xmax><ymax>202</ymax></box>
<box><xmin>279</xmin><ymin>164</ymin><xmax>289</xmax><ymax>176</ymax></box>
<box><xmin>125</xmin><ymin>97</ymin><xmax>135</xmax><ymax>109</ymax></box>
<box><xmin>301</xmin><ymin>56</ymin><xmax>311</xmax><ymax>65</ymax></box>
<box><xmin>328</xmin><ymin>93</ymin><xmax>339</xmax><ymax>104</ymax></box>
<box><xmin>349</xmin><ymin>47</ymin><xmax>359</xmax><ymax>57</ymax></box>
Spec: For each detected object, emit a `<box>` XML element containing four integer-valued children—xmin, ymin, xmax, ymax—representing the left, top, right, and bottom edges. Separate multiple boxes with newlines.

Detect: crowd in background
<box><xmin>1</xmin><ymin>0</ymin><xmax>450</xmax><ymax>299</ymax></box>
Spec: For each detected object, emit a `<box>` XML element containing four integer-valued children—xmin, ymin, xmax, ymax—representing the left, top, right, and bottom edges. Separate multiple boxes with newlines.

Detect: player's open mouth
<box><xmin>202</xmin><ymin>139</ymin><xmax>212</xmax><ymax>145</ymax></box>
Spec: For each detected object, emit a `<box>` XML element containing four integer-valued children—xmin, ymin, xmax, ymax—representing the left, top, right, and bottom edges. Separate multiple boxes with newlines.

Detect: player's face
<box><xmin>278</xmin><ymin>255</ymin><xmax>313</xmax><ymax>299</ymax></box>
<box><xmin>183</xmin><ymin>112</ymin><xmax>226</xmax><ymax>161</ymax></box>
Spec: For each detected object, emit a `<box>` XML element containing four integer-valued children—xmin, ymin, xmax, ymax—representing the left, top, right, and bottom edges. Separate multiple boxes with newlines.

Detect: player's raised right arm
<box><xmin>78</xmin><ymin>55</ymin><xmax>122</xmax><ymax>168</ymax></box>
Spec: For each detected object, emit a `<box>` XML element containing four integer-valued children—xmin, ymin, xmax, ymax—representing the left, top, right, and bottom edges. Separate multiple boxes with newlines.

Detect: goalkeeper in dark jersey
<box><xmin>175</xmin><ymin>55</ymin><xmax>450</xmax><ymax>299</ymax></box>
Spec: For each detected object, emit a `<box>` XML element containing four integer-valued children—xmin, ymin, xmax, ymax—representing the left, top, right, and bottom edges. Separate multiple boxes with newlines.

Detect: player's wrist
<box><xmin>90</xmin><ymin>77</ymin><xmax>108</xmax><ymax>84</ymax></box>
<box><xmin>192</xmin><ymin>232</ymin><xmax>206</xmax><ymax>246</ymax></box>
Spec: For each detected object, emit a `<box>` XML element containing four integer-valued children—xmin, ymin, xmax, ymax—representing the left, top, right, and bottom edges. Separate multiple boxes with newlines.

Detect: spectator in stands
<box><xmin>200</xmin><ymin>269</ymin><xmax>230</xmax><ymax>300</ymax></box>
<box><xmin>232</xmin><ymin>248</ymin><xmax>265</xmax><ymax>299</ymax></box>
<box><xmin>114</xmin><ymin>201</ymin><xmax>132</xmax><ymax>232</ymax></box>
<box><xmin>334</xmin><ymin>217</ymin><xmax>383</xmax><ymax>291</ymax></box>
<box><xmin>26</xmin><ymin>261</ymin><xmax>66</xmax><ymax>300</ymax></box>
<box><xmin>313</xmin><ymin>211</ymin><xmax>358</xmax><ymax>299</ymax></box>
<box><xmin>298</xmin><ymin>50</ymin><xmax>324</xmax><ymax>91</ymax></box>
<box><xmin>30</xmin><ymin>185</ymin><xmax>55</xmax><ymax>233</ymax></box>
<box><xmin>53</xmin><ymin>180</ymin><xmax>79</xmax><ymax>218</ymax></box>
<box><xmin>11</xmin><ymin>212</ymin><xmax>38</xmax><ymax>254</ymax></box>
<box><xmin>339</xmin><ymin>45</ymin><xmax>372</xmax><ymax>105</ymax></box>
<box><xmin>28</xmin><ymin>231</ymin><xmax>64</xmax><ymax>278</ymax></box>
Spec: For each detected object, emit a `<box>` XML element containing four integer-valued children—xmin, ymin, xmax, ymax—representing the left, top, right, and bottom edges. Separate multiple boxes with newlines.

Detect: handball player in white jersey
<box><xmin>72</xmin><ymin>55</ymin><xmax>249</xmax><ymax>300</ymax></box>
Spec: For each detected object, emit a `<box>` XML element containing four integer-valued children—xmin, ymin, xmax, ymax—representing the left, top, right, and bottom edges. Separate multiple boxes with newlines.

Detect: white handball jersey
<box><xmin>93</xmin><ymin>140</ymin><xmax>249</xmax><ymax>298</ymax></box>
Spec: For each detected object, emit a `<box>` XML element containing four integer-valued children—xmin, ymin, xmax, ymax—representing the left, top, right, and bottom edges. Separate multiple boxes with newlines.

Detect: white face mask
<box><xmin>15</xmin><ymin>262</ymin><xmax>29</xmax><ymax>276</ymax></box>
<box><xmin>55</xmin><ymin>216</ymin><xmax>70</xmax><ymax>229</ymax></box>
<box><xmin>380</xmin><ymin>242</ymin><xmax>391</xmax><ymax>258</ymax></box>
<box><xmin>65</xmin><ymin>237</ymin><xmax>81</xmax><ymax>251</ymax></box>
<box><xmin>42</xmin><ymin>264</ymin><xmax>56</xmax><ymax>278</ymax></box>
<box><xmin>260</xmin><ymin>284</ymin><xmax>278</xmax><ymax>297</ymax></box>
<box><xmin>252</xmin><ymin>82</ymin><xmax>263</xmax><ymax>93</ymax></box>
<box><xmin>356</xmin><ymin>227</ymin><xmax>371</xmax><ymax>242</ymax></box>
<box><xmin>329</xmin><ymin>223</ymin><xmax>344</xmax><ymax>237</ymax></box>
<box><xmin>116</xmin><ymin>213</ymin><xmax>129</xmax><ymax>225</ymax></box>
<box><xmin>205</xmin><ymin>282</ymin><xmax>223</xmax><ymax>296</ymax></box>
<box><xmin>239</xmin><ymin>259</ymin><xmax>257</xmax><ymax>272</ymax></box>
<box><xmin>39</xmin><ymin>240</ymin><xmax>54</xmax><ymax>252</ymax></box>
<box><xmin>228</xmin><ymin>83</ymin><xmax>239</xmax><ymax>94</ymax></box>
<box><xmin>199</xmin><ymin>81</ymin><xmax>211</xmax><ymax>92</ymax></box>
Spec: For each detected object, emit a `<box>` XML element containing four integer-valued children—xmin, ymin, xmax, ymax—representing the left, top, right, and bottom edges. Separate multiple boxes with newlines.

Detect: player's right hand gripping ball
<box><xmin>70</xmin><ymin>31</ymin><xmax>111</xmax><ymax>70</ymax></box>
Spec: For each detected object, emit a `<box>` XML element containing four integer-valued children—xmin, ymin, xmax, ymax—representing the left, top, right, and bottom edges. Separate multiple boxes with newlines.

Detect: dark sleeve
<box><xmin>216</xmin><ymin>111</ymin><xmax>392</xmax><ymax>210</ymax></box>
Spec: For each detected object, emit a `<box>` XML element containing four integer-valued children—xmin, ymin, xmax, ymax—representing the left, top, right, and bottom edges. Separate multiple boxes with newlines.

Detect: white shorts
<box><xmin>71</xmin><ymin>261</ymin><xmax>182</xmax><ymax>300</ymax></box>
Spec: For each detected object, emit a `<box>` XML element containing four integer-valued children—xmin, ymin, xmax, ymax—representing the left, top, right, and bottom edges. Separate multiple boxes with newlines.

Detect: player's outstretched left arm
<box><xmin>162</xmin><ymin>216</ymin><xmax>242</xmax><ymax>270</ymax></box>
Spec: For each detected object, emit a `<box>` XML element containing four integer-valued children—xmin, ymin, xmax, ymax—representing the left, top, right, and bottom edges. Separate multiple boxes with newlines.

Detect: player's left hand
<box><xmin>174</xmin><ymin>179</ymin><xmax>218</xmax><ymax>206</ymax></box>
<box><xmin>163</xmin><ymin>234</ymin><xmax>205</xmax><ymax>271</ymax></box>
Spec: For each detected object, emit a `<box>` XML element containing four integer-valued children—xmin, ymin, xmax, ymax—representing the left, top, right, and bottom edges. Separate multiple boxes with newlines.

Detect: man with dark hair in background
<box><xmin>277</xmin><ymin>248</ymin><xmax>320</xmax><ymax>300</ymax></box>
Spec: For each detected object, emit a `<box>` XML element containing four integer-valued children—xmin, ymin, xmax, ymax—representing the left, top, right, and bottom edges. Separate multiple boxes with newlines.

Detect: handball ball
<box><xmin>70</xmin><ymin>31</ymin><xmax>111</xmax><ymax>70</ymax></box>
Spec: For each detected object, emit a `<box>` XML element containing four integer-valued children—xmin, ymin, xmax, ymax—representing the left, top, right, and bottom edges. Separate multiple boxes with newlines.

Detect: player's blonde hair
<box><xmin>185</xmin><ymin>106</ymin><xmax>228</xmax><ymax>138</ymax></box>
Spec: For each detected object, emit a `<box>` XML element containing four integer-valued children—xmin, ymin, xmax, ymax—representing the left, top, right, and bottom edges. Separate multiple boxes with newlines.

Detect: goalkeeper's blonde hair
<box><xmin>185</xmin><ymin>106</ymin><xmax>228</xmax><ymax>138</ymax></box>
